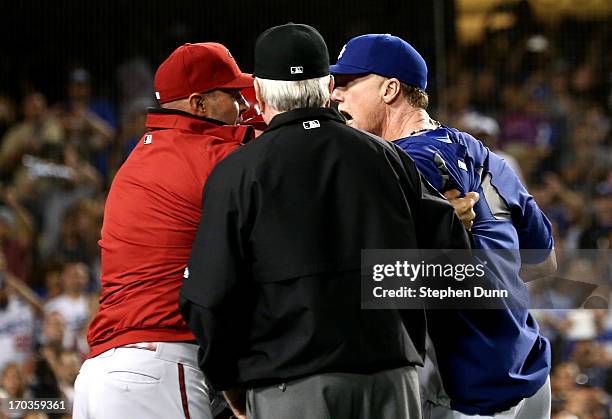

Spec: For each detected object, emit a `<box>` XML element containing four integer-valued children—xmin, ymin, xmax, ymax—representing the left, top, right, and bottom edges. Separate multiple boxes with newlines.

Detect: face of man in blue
<box><xmin>332</xmin><ymin>73</ymin><xmax>392</xmax><ymax>136</ymax></box>
<box><xmin>330</xmin><ymin>34</ymin><xmax>429</xmax><ymax>139</ymax></box>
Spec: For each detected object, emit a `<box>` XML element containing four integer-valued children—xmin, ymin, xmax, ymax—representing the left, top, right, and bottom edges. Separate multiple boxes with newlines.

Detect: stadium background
<box><xmin>0</xmin><ymin>0</ymin><xmax>610</xmax><ymax>417</ymax></box>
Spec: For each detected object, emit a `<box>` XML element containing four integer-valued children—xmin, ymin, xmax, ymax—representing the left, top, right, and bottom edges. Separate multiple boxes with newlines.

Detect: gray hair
<box><xmin>255</xmin><ymin>75</ymin><xmax>331</xmax><ymax>112</ymax></box>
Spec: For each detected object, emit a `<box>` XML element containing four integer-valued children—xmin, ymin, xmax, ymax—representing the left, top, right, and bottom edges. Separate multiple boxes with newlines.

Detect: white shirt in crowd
<box><xmin>45</xmin><ymin>294</ymin><xmax>89</xmax><ymax>349</ymax></box>
<box><xmin>0</xmin><ymin>297</ymin><xmax>35</xmax><ymax>371</ymax></box>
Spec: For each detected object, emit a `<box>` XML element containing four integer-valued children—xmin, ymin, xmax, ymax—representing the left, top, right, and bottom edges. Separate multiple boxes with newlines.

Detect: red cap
<box><xmin>154</xmin><ymin>43</ymin><xmax>253</xmax><ymax>104</ymax></box>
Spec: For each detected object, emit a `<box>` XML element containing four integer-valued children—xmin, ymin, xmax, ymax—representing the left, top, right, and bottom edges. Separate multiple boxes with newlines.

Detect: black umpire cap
<box><xmin>254</xmin><ymin>23</ymin><xmax>330</xmax><ymax>81</ymax></box>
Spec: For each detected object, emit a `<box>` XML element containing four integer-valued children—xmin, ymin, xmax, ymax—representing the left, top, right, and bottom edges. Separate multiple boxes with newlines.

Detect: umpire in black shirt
<box><xmin>180</xmin><ymin>23</ymin><xmax>469</xmax><ymax>419</ymax></box>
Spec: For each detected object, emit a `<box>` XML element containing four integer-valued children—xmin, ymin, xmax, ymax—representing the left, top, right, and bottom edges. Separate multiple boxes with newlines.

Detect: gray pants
<box><xmin>247</xmin><ymin>366</ymin><xmax>421</xmax><ymax>419</ymax></box>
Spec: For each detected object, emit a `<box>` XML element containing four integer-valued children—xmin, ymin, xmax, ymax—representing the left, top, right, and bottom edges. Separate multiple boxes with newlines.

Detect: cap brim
<box><xmin>329</xmin><ymin>63</ymin><xmax>370</xmax><ymax>75</ymax></box>
<box><xmin>219</xmin><ymin>73</ymin><xmax>254</xmax><ymax>89</ymax></box>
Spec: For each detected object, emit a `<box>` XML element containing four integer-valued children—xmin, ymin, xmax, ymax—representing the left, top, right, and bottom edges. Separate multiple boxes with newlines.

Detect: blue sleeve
<box><xmin>395</xmin><ymin>139</ymin><xmax>455</xmax><ymax>193</ymax></box>
<box><xmin>488</xmin><ymin>153</ymin><xmax>553</xmax><ymax>258</ymax></box>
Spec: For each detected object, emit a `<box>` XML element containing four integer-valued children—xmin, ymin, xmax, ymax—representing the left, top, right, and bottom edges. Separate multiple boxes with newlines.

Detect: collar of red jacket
<box><xmin>145</xmin><ymin>108</ymin><xmax>254</xmax><ymax>143</ymax></box>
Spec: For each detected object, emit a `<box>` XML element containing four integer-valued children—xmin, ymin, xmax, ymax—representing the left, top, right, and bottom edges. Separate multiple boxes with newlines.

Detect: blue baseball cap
<box><xmin>330</xmin><ymin>34</ymin><xmax>428</xmax><ymax>90</ymax></box>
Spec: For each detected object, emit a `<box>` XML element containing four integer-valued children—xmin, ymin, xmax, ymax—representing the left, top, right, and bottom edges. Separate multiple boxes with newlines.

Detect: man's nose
<box><xmin>238</xmin><ymin>94</ymin><xmax>249</xmax><ymax>114</ymax></box>
<box><xmin>331</xmin><ymin>89</ymin><xmax>344</xmax><ymax>102</ymax></box>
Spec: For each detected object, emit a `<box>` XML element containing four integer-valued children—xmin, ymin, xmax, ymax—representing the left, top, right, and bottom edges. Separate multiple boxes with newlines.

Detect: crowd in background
<box><xmin>439</xmin><ymin>4</ymin><xmax>611</xmax><ymax>418</ymax></box>
<box><xmin>0</xmin><ymin>3</ymin><xmax>610</xmax><ymax>418</ymax></box>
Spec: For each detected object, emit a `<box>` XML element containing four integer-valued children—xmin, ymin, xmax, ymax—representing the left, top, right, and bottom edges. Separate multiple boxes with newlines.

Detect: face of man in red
<box><xmin>197</xmin><ymin>88</ymin><xmax>249</xmax><ymax>125</ymax></box>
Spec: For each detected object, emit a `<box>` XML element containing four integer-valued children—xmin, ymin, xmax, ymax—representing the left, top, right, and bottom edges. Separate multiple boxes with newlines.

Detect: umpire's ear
<box><xmin>325</xmin><ymin>75</ymin><xmax>335</xmax><ymax>107</ymax></box>
<box><xmin>382</xmin><ymin>77</ymin><xmax>401</xmax><ymax>104</ymax></box>
<box><xmin>253</xmin><ymin>79</ymin><xmax>265</xmax><ymax>114</ymax></box>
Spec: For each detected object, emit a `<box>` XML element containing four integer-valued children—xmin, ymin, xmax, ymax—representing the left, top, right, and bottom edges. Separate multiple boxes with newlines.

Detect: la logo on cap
<box><xmin>337</xmin><ymin>44</ymin><xmax>347</xmax><ymax>60</ymax></box>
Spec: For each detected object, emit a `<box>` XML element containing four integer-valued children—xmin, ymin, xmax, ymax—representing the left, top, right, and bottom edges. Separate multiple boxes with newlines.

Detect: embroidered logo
<box><xmin>303</xmin><ymin>120</ymin><xmax>321</xmax><ymax>130</ymax></box>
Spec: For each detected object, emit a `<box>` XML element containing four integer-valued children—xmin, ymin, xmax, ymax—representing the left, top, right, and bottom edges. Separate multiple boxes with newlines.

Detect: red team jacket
<box><xmin>87</xmin><ymin>109</ymin><xmax>252</xmax><ymax>357</ymax></box>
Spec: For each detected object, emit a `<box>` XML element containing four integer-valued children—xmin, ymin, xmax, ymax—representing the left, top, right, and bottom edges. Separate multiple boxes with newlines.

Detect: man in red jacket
<box><xmin>73</xmin><ymin>43</ymin><xmax>253</xmax><ymax>419</ymax></box>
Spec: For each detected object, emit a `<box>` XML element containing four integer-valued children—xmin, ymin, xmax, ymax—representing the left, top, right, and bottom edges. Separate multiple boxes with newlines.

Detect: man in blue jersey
<box><xmin>330</xmin><ymin>34</ymin><xmax>557</xmax><ymax>419</ymax></box>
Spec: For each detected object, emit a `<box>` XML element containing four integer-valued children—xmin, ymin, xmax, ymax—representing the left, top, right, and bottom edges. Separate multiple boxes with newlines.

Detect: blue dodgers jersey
<box><xmin>394</xmin><ymin>127</ymin><xmax>553</xmax><ymax>415</ymax></box>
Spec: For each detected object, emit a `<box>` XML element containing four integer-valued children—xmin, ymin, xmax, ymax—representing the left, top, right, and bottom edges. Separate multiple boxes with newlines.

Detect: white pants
<box><xmin>423</xmin><ymin>377</ymin><xmax>551</xmax><ymax>419</ymax></box>
<box><xmin>73</xmin><ymin>342</ymin><xmax>214</xmax><ymax>419</ymax></box>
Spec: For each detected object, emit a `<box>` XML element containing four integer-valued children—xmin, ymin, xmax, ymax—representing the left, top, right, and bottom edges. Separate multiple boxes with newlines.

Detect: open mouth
<box><xmin>339</xmin><ymin>110</ymin><xmax>353</xmax><ymax>124</ymax></box>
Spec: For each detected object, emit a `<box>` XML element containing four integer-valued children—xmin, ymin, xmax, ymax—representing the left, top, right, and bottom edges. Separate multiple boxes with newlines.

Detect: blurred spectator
<box><xmin>108</xmin><ymin>98</ymin><xmax>148</xmax><ymax>178</ymax></box>
<box><xmin>561</xmin><ymin>122</ymin><xmax>607</xmax><ymax>195</ymax></box>
<box><xmin>531</xmin><ymin>173</ymin><xmax>585</xmax><ymax>249</ymax></box>
<box><xmin>579</xmin><ymin>178</ymin><xmax>612</xmax><ymax>249</ymax></box>
<box><xmin>471</xmin><ymin>68</ymin><xmax>500</xmax><ymax>113</ymax></box>
<box><xmin>564</xmin><ymin>386</ymin><xmax>610</xmax><ymax>419</ymax></box>
<box><xmin>0</xmin><ymin>92</ymin><xmax>63</xmax><ymax>181</ymax></box>
<box><xmin>497</xmin><ymin>82</ymin><xmax>554</xmax><ymax>178</ymax></box>
<box><xmin>39</xmin><ymin>259</ymin><xmax>64</xmax><ymax>300</ymax></box>
<box><xmin>30</xmin><ymin>339</ymin><xmax>63</xmax><ymax>402</ymax></box>
<box><xmin>56</xmin><ymin>350</ymin><xmax>81</xmax><ymax>409</ymax></box>
<box><xmin>0</xmin><ymin>362</ymin><xmax>31</xmax><ymax>400</ymax></box>
<box><xmin>55</xmin><ymin>199</ymin><xmax>104</xmax><ymax>276</ymax></box>
<box><xmin>0</xmin><ymin>255</ymin><xmax>35</xmax><ymax>372</ymax></box>
<box><xmin>0</xmin><ymin>184</ymin><xmax>34</xmax><ymax>283</ymax></box>
<box><xmin>546</xmin><ymin>70</ymin><xmax>574</xmax><ymax>120</ymax></box>
<box><xmin>43</xmin><ymin>262</ymin><xmax>91</xmax><ymax>354</ymax></box>
<box><xmin>458</xmin><ymin>111</ymin><xmax>525</xmax><ymax>182</ymax></box>
<box><xmin>66</xmin><ymin>69</ymin><xmax>117</xmax><ymax>130</ymax></box>
<box><xmin>550</xmin><ymin>362</ymin><xmax>580</xmax><ymax>399</ymax></box>
<box><xmin>551</xmin><ymin>362</ymin><xmax>579</xmax><ymax>407</ymax></box>
<box><xmin>19</xmin><ymin>146</ymin><xmax>103</xmax><ymax>261</ymax></box>
<box><xmin>116</xmin><ymin>55</ymin><xmax>154</xmax><ymax>126</ymax></box>
<box><xmin>0</xmin><ymin>94</ymin><xmax>16</xmax><ymax>140</ymax></box>
<box><xmin>39</xmin><ymin>311</ymin><xmax>65</xmax><ymax>363</ymax></box>
<box><xmin>57</xmin><ymin>68</ymin><xmax>116</xmax><ymax>180</ymax></box>
<box><xmin>570</xmin><ymin>339</ymin><xmax>608</xmax><ymax>388</ymax></box>
<box><xmin>56</xmin><ymin>205</ymin><xmax>89</xmax><ymax>264</ymax></box>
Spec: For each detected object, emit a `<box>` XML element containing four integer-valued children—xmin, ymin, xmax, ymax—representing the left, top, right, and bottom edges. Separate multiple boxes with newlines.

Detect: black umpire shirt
<box><xmin>179</xmin><ymin>107</ymin><xmax>469</xmax><ymax>390</ymax></box>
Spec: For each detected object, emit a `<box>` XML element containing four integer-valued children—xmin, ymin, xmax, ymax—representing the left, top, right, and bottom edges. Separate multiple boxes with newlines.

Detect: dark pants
<box><xmin>247</xmin><ymin>366</ymin><xmax>421</xmax><ymax>419</ymax></box>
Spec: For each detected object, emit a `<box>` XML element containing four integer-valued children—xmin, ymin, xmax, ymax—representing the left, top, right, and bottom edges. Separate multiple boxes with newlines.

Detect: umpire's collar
<box><xmin>266</xmin><ymin>107</ymin><xmax>346</xmax><ymax>133</ymax></box>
